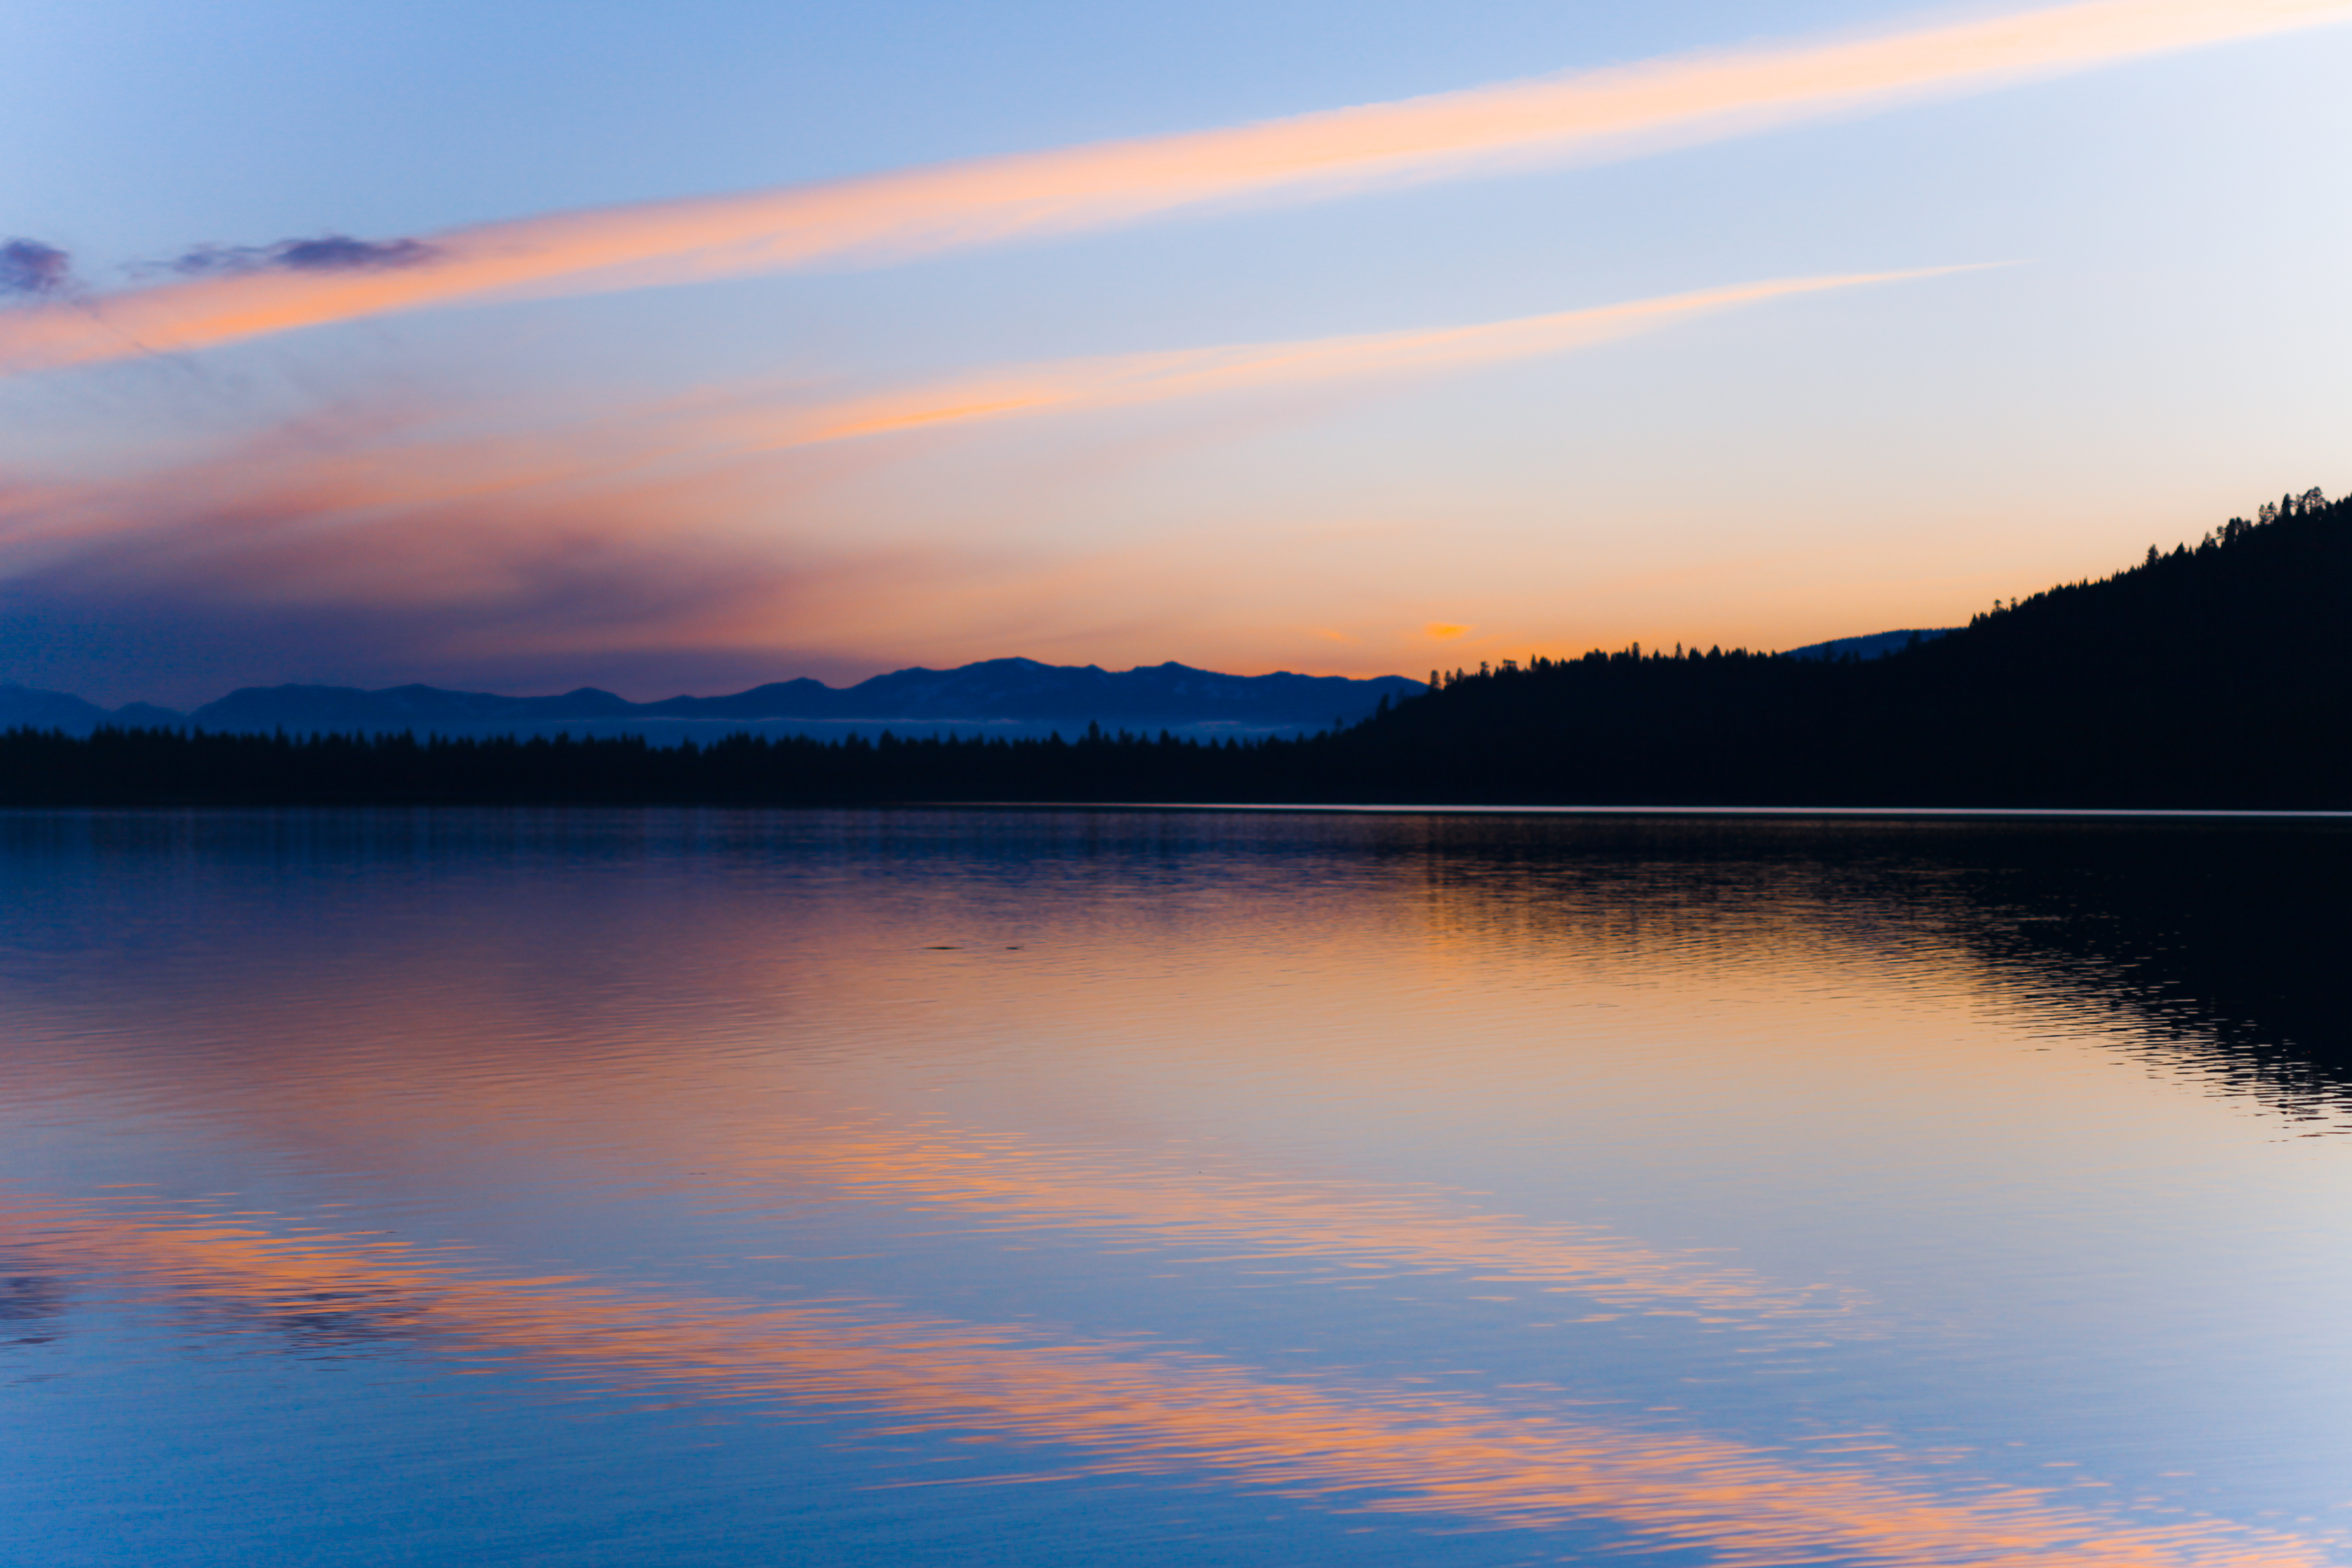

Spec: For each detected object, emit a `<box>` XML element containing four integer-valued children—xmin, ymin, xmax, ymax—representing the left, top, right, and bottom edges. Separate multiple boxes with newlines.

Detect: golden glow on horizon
<box><xmin>0</xmin><ymin>0</ymin><xmax>2342</xmax><ymax>375</ymax></box>
<box><xmin>9</xmin><ymin>1197</ymin><xmax>2330</xmax><ymax>1568</ymax></box>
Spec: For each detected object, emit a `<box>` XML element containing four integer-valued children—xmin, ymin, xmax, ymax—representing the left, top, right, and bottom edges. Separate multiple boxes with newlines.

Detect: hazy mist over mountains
<box><xmin>0</xmin><ymin>636</ymin><xmax>1960</xmax><ymax>743</ymax></box>
<box><xmin>0</xmin><ymin>657</ymin><xmax>1433</xmax><ymax>742</ymax></box>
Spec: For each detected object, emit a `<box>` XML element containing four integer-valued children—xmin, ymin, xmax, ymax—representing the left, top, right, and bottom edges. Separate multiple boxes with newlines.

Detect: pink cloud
<box><xmin>1</xmin><ymin>0</ymin><xmax>2337</xmax><ymax>375</ymax></box>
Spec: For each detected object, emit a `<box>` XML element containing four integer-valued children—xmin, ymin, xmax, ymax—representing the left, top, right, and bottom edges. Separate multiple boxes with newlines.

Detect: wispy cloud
<box><xmin>0</xmin><ymin>0</ymin><xmax>2338</xmax><ymax>374</ymax></box>
<box><xmin>146</xmin><ymin>232</ymin><xmax>441</xmax><ymax>280</ymax></box>
<box><xmin>0</xmin><ymin>267</ymin><xmax>1968</xmax><ymax>690</ymax></box>
<box><xmin>0</xmin><ymin>240</ymin><xmax>73</xmax><ymax>298</ymax></box>
<box><xmin>715</xmin><ymin>266</ymin><xmax>1982</xmax><ymax>450</ymax></box>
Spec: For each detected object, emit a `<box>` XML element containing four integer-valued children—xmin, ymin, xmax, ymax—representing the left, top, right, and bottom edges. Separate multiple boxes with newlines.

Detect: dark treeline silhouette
<box><xmin>4</xmin><ymin>487</ymin><xmax>2346</xmax><ymax>807</ymax></box>
<box><xmin>1353</xmin><ymin>486</ymin><xmax>2348</xmax><ymax>806</ymax></box>
<box><xmin>0</xmin><ymin>722</ymin><xmax>1330</xmax><ymax>806</ymax></box>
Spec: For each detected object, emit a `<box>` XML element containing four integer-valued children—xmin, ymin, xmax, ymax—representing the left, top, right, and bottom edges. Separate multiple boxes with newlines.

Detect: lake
<box><xmin>6</xmin><ymin>807</ymin><xmax>2350</xmax><ymax>1566</ymax></box>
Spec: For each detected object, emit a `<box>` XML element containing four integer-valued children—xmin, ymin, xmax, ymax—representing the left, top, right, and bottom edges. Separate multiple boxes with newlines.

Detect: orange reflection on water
<box><xmin>0</xmin><ymin>821</ymin><xmax>2203</xmax><ymax>1353</ymax></box>
<box><xmin>0</xmin><ymin>978</ymin><xmax>1865</xmax><ymax>1328</ymax></box>
<box><xmin>9</xmin><ymin>1197</ymin><xmax>2330</xmax><ymax>1568</ymax></box>
<box><xmin>692</xmin><ymin>1114</ymin><xmax>1867</xmax><ymax>1325</ymax></box>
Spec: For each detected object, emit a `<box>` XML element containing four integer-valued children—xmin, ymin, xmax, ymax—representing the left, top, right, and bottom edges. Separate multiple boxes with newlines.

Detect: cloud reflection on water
<box><xmin>5</xmin><ymin>810</ymin><xmax>2351</xmax><ymax>1560</ymax></box>
<box><xmin>8</xmin><ymin>1198</ymin><xmax>2330</xmax><ymax>1568</ymax></box>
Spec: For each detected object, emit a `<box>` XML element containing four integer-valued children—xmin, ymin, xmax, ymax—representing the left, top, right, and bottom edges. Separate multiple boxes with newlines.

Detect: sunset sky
<box><xmin>5</xmin><ymin>0</ymin><xmax>2349</xmax><ymax>704</ymax></box>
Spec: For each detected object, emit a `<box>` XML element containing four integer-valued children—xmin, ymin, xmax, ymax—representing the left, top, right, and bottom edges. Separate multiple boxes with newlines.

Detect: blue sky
<box><xmin>3</xmin><ymin>0</ymin><xmax>2348</xmax><ymax>703</ymax></box>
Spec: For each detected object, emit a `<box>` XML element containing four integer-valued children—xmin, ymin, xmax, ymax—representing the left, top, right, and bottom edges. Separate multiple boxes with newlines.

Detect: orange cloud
<box><xmin>2</xmin><ymin>0</ymin><xmax>2342</xmax><ymax>374</ymax></box>
<box><xmin>0</xmin><ymin>268</ymin><xmax>1959</xmax><ymax>674</ymax></box>
<box><xmin>10</xmin><ymin>1197</ymin><xmax>2330</xmax><ymax>1568</ymax></box>
<box><xmin>724</xmin><ymin>265</ymin><xmax>1980</xmax><ymax>455</ymax></box>
<box><xmin>5</xmin><ymin>268</ymin><xmax>1963</xmax><ymax>551</ymax></box>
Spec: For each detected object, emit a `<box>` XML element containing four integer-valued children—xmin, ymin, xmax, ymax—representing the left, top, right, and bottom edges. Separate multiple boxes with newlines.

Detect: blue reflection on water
<box><xmin>4</xmin><ymin>808</ymin><xmax>2350</xmax><ymax>1566</ymax></box>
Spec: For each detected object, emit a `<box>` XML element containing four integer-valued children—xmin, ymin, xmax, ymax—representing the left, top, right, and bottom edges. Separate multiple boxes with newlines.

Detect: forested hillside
<box><xmin>1332</xmin><ymin>487</ymin><xmax>2349</xmax><ymax>806</ymax></box>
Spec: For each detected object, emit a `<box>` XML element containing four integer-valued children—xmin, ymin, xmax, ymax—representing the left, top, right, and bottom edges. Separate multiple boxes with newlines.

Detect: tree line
<box><xmin>4</xmin><ymin>488</ymin><xmax>2346</xmax><ymax>808</ymax></box>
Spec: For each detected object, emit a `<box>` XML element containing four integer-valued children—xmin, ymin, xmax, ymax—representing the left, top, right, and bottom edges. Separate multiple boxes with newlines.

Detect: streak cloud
<box><xmin>0</xmin><ymin>0</ymin><xmax>2337</xmax><ymax>374</ymax></box>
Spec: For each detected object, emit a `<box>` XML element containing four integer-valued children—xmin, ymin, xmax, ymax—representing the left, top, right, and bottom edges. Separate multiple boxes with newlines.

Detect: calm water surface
<box><xmin>5</xmin><ymin>808</ymin><xmax>2350</xmax><ymax>1566</ymax></box>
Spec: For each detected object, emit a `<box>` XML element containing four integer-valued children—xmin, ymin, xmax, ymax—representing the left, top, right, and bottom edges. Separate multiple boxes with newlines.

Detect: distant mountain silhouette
<box><xmin>109</xmin><ymin>702</ymin><xmax>189</xmax><ymax>727</ymax></box>
<box><xmin>0</xmin><ymin>683</ymin><xmax>114</xmax><ymax>732</ymax></box>
<box><xmin>186</xmin><ymin>659</ymin><xmax>1422</xmax><ymax>734</ymax></box>
<box><xmin>0</xmin><ymin>659</ymin><xmax>1426</xmax><ymax>738</ymax></box>
<box><xmin>191</xmin><ymin>682</ymin><xmax>637</xmax><ymax>732</ymax></box>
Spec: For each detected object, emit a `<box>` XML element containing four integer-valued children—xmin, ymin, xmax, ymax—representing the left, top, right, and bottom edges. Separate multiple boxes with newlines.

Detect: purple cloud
<box><xmin>0</xmin><ymin>240</ymin><xmax>72</xmax><ymax>297</ymax></box>
<box><xmin>163</xmin><ymin>234</ymin><xmax>440</xmax><ymax>278</ymax></box>
<box><xmin>272</xmin><ymin>234</ymin><xmax>436</xmax><ymax>270</ymax></box>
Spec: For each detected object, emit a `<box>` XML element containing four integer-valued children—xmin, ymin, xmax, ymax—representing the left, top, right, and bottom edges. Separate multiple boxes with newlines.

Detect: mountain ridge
<box><xmin>1</xmin><ymin>658</ymin><xmax>1427</xmax><ymax>737</ymax></box>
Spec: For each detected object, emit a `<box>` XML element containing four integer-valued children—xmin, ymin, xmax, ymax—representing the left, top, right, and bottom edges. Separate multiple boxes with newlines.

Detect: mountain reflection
<box><xmin>1396</xmin><ymin>814</ymin><xmax>2352</xmax><ymax>1129</ymax></box>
